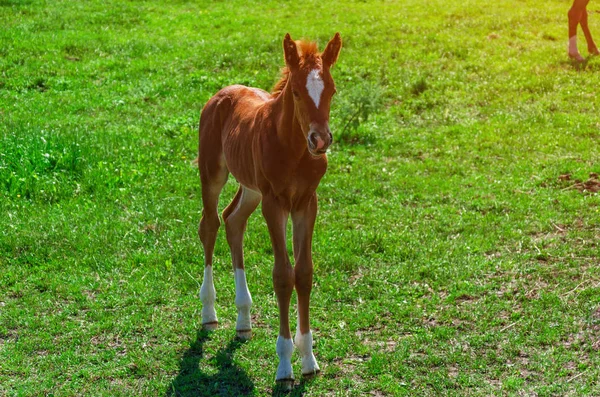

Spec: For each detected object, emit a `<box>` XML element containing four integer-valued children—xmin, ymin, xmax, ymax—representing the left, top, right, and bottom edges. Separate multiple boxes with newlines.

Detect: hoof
<box><xmin>302</xmin><ymin>368</ymin><xmax>321</xmax><ymax>378</ymax></box>
<box><xmin>202</xmin><ymin>321</ymin><xmax>218</xmax><ymax>331</ymax></box>
<box><xmin>275</xmin><ymin>378</ymin><xmax>294</xmax><ymax>391</ymax></box>
<box><xmin>569</xmin><ymin>53</ymin><xmax>585</xmax><ymax>62</ymax></box>
<box><xmin>236</xmin><ymin>329</ymin><xmax>252</xmax><ymax>340</ymax></box>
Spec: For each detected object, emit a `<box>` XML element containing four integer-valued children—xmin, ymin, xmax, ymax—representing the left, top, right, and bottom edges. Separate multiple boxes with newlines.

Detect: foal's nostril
<box><xmin>309</xmin><ymin>133</ymin><xmax>318</xmax><ymax>148</ymax></box>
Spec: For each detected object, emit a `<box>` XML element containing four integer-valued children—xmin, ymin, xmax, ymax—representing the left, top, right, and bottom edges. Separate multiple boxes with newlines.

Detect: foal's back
<box><xmin>198</xmin><ymin>84</ymin><xmax>272</xmax><ymax>191</ymax></box>
<box><xmin>200</xmin><ymin>84</ymin><xmax>271</xmax><ymax>139</ymax></box>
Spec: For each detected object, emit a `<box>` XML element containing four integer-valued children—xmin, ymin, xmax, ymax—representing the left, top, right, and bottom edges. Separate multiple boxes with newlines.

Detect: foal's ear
<box><xmin>322</xmin><ymin>32</ymin><xmax>342</xmax><ymax>68</ymax></box>
<box><xmin>283</xmin><ymin>33</ymin><xmax>300</xmax><ymax>70</ymax></box>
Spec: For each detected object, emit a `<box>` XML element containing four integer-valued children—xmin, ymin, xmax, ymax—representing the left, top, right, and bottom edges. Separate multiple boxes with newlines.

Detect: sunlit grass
<box><xmin>1</xmin><ymin>0</ymin><xmax>600</xmax><ymax>395</ymax></box>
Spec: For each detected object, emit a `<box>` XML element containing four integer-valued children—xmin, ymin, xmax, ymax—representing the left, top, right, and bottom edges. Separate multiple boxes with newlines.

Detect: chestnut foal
<box><xmin>568</xmin><ymin>0</ymin><xmax>600</xmax><ymax>61</ymax></box>
<box><xmin>197</xmin><ymin>33</ymin><xmax>341</xmax><ymax>387</ymax></box>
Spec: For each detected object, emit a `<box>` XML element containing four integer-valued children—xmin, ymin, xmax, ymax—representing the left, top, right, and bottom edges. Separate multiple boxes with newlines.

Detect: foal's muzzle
<box><xmin>307</xmin><ymin>125</ymin><xmax>333</xmax><ymax>156</ymax></box>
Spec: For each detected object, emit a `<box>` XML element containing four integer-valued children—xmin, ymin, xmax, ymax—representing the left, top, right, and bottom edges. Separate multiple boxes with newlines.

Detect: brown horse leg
<box><xmin>568</xmin><ymin>0</ymin><xmax>589</xmax><ymax>60</ymax></box>
<box><xmin>198</xmin><ymin>154</ymin><xmax>228</xmax><ymax>330</ymax></box>
<box><xmin>262</xmin><ymin>194</ymin><xmax>295</xmax><ymax>388</ymax></box>
<box><xmin>223</xmin><ymin>186</ymin><xmax>262</xmax><ymax>339</ymax></box>
<box><xmin>580</xmin><ymin>6</ymin><xmax>600</xmax><ymax>54</ymax></box>
<box><xmin>291</xmin><ymin>193</ymin><xmax>320</xmax><ymax>377</ymax></box>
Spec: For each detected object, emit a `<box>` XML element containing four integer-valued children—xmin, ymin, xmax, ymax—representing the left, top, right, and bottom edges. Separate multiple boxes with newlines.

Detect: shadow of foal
<box><xmin>167</xmin><ymin>330</ymin><xmax>255</xmax><ymax>397</ymax></box>
<box><xmin>271</xmin><ymin>378</ymin><xmax>312</xmax><ymax>397</ymax></box>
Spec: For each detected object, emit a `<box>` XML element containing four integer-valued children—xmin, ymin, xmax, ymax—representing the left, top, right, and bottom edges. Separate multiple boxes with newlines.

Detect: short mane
<box><xmin>271</xmin><ymin>40</ymin><xmax>320</xmax><ymax>97</ymax></box>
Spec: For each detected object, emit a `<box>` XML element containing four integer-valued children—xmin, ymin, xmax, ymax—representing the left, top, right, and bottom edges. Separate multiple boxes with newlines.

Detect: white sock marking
<box><xmin>234</xmin><ymin>269</ymin><xmax>252</xmax><ymax>331</ymax></box>
<box><xmin>306</xmin><ymin>69</ymin><xmax>324</xmax><ymax>108</ymax></box>
<box><xmin>295</xmin><ymin>329</ymin><xmax>320</xmax><ymax>375</ymax></box>
<box><xmin>275</xmin><ymin>336</ymin><xmax>295</xmax><ymax>380</ymax></box>
<box><xmin>569</xmin><ymin>35</ymin><xmax>579</xmax><ymax>54</ymax></box>
<box><xmin>199</xmin><ymin>266</ymin><xmax>217</xmax><ymax>324</ymax></box>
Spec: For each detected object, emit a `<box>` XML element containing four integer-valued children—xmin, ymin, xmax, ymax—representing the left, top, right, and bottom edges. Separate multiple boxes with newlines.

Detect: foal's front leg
<box><xmin>262</xmin><ymin>195</ymin><xmax>295</xmax><ymax>388</ymax></box>
<box><xmin>292</xmin><ymin>193</ymin><xmax>320</xmax><ymax>376</ymax></box>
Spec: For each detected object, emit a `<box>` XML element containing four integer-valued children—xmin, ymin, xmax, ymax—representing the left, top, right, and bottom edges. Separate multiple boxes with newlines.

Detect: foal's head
<box><xmin>281</xmin><ymin>33</ymin><xmax>342</xmax><ymax>157</ymax></box>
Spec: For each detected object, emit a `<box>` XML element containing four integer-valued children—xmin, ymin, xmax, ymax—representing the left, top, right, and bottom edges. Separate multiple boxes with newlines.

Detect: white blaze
<box><xmin>306</xmin><ymin>69</ymin><xmax>324</xmax><ymax>108</ymax></box>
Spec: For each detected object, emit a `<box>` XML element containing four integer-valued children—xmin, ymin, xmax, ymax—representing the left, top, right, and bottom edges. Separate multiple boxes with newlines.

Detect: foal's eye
<box><xmin>292</xmin><ymin>89</ymin><xmax>299</xmax><ymax>97</ymax></box>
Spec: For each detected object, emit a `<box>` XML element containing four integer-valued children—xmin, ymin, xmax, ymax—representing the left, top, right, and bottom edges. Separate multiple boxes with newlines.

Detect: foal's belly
<box><xmin>222</xmin><ymin>129</ymin><xmax>259</xmax><ymax>191</ymax></box>
<box><xmin>219</xmin><ymin>85</ymin><xmax>270</xmax><ymax>193</ymax></box>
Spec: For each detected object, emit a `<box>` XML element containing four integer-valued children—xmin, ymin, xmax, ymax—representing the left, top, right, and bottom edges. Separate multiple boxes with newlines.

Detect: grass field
<box><xmin>2</xmin><ymin>0</ymin><xmax>600</xmax><ymax>395</ymax></box>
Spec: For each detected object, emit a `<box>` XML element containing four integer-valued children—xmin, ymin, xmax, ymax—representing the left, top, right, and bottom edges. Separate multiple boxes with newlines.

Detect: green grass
<box><xmin>2</xmin><ymin>0</ymin><xmax>600</xmax><ymax>395</ymax></box>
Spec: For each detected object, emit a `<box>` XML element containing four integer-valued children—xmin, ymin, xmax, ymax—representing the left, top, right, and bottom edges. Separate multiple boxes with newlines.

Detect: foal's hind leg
<box><xmin>223</xmin><ymin>186</ymin><xmax>262</xmax><ymax>339</ymax></box>
<box><xmin>198</xmin><ymin>155</ymin><xmax>228</xmax><ymax>330</ymax></box>
<box><xmin>579</xmin><ymin>5</ymin><xmax>600</xmax><ymax>55</ymax></box>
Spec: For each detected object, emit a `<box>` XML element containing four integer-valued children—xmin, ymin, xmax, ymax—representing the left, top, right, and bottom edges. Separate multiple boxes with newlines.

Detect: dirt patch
<box><xmin>330</xmin><ymin>354</ymin><xmax>370</xmax><ymax>381</ymax></box>
<box><xmin>519</xmin><ymin>368</ymin><xmax>535</xmax><ymax>380</ymax></box>
<box><xmin>82</xmin><ymin>289</ymin><xmax>96</xmax><ymax>301</ymax></box>
<box><xmin>363</xmin><ymin>338</ymin><xmax>397</xmax><ymax>353</ymax></box>
<box><xmin>448</xmin><ymin>365</ymin><xmax>459</xmax><ymax>378</ymax></box>
<box><xmin>485</xmin><ymin>251</ymin><xmax>502</xmax><ymax>260</ymax></box>
<box><xmin>349</xmin><ymin>270</ymin><xmax>364</xmax><ymax>286</ymax></box>
<box><xmin>454</xmin><ymin>294</ymin><xmax>476</xmax><ymax>303</ymax></box>
<box><xmin>529</xmin><ymin>225</ymin><xmax>567</xmax><ymax>248</ymax></box>
<box><xmin>563</xmin><ymin>323</ymin><xmax>600</xmax><ymax>353</ymax></box>
<box><xmin>141</xmin><ymin>223</ymin><xmax>159</xmax><ymax>233</ymax></box>
<box><xmin>91</xmin><ymin>333</ymin><xmax>127</xmax><ymax>356</ymax></box>
<box><xmin>516</xmin><ymin>350</ymin><xmax>530</xmax><ymax>366</ymax></box>
<box><xmin>0</xmin><ymin>329</ymin><xmax>18</xmax><ymax>347</ymax></box>
<box><xmin>424</xmin><ymin>317</ymin><xmax>439</xmax><ymax>328</ymax></box>
<box><xmin>565</xmin><ymin>361</ymin><xmax>577</xmax><ymax>371</ymax></box>
<box><xmin>36</xmin><ymin>349</ymin><xmax>49</xmax><ymax>357</ymax></box>
<box><xmin>559</xmin><ymin>173</ymin><xmax>600</xmax><ymax>193</ymax></box>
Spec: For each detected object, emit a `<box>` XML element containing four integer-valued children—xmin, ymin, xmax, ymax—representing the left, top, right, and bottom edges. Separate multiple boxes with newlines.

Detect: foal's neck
<box><xmin>271</xmin><ymin>78</ymin><xmax>307</xmax><ymax>156</ymax></box>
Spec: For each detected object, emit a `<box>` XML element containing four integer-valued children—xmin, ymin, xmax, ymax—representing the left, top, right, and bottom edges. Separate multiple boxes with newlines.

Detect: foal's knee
<box><xmin>294</xmin><ymin>264</ymin><xmax>314</xmax><ymax>294</ymax></box>
<box><xmin>568</xmin><ymin>4</ymin><xmax>584</xmax><ymax>22</ymax></box>
<box><xmin>199</xmin><ymin>214</ymin><xmax>220</xmax><ymax>242</ymax></box>
<box><xmin>273</xmin><ymin>264</ymin><xmax>295</xmax><ymax>297</ymax></box>
<box><xmin>224</xmin><ymin>216</ymin><xmax>243</xmax><ymax>243</ymax></box>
